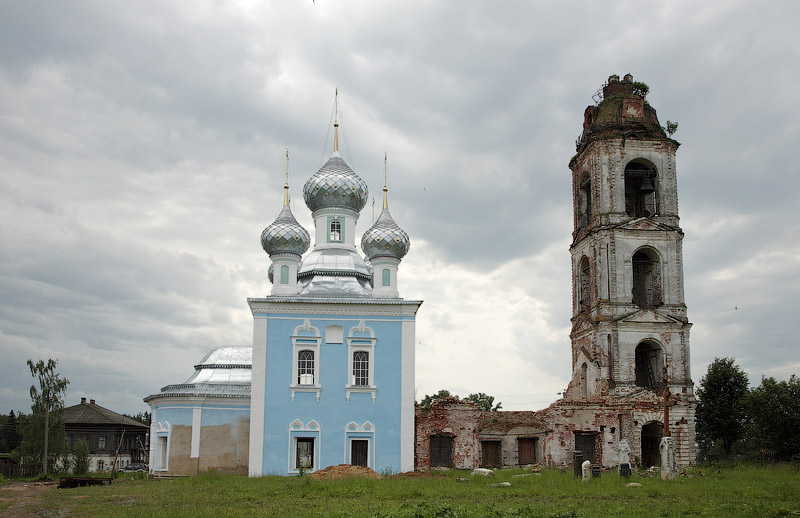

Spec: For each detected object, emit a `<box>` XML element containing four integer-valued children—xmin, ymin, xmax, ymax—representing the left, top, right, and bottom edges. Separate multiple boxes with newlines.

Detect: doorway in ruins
<box><xmin>430</xmin><ymin>435</ymin><xmax>452</xmax><ymax>468</ymax></box>
<box><xmin>481</xmin><ymin>441</ymin><xmax>501</xmax><ymax>467</ymax></box>
<box><xmin>641</xmin><ymin>421</ymin><xmax>663</xmax><ymax>467</ymax></box>
<box><xmin>574</xmin><ymin>432</ymin><xmax>597</xmax><ymax>464</ymax></box>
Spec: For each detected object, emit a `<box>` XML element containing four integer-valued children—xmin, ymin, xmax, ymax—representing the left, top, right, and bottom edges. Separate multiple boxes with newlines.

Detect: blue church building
<box><xmin>247</xmin><ymin>114</ymin><xmax>421</xmax><ymax>476</ymax></box>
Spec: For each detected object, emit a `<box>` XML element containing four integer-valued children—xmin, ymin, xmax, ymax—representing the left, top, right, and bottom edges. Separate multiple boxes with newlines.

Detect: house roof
<box><xmin>64</xmin><ymin>400</ymin><xmax>148</xmax><ymax>429</ymax></box>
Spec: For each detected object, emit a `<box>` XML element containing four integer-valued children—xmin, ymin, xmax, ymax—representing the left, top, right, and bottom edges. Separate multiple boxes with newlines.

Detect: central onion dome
<box><xmin>303</xmin><ymin>152</ymin><xmax>369</xmax><ymax>213</ymax></box>
<box><xmin>361</xmin><ymin>186</ymin><xmax>410</xmax><ymax>260</ymax></box>
<box><xmin>261</xmin><ymin>181</ymin><xmax>310</xmax><ymax>257</ymax></box>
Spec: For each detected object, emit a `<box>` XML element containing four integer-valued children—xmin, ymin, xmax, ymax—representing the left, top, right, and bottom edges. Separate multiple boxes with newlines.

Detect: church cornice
<box><xmin>248</xmin><ymin>297</ymin><xmax>422</xmax><ymax>317</ymax></box>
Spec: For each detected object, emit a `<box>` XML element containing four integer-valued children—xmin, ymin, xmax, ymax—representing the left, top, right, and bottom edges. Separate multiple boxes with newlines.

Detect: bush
<box><xmin>73</xmin><ymin>438</ymin><xmax>89</xmax><ymax>475</ymax></box>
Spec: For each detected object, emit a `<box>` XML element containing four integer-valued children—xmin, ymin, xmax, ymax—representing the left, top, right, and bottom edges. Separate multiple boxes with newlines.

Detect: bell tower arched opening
<box><xmin>634</xmin><ymin>341</ymin><xmax>663</xmax><ymax>390</ymax></box>
<box><xmin>632</xmin><ymin>248</ymin><xmax>662</xmax><ymax>308</ymax></box>
<box><xmin>579</xmin><ymin>256</ymin><xmax>591</xmax><ymax>313</ymax></box>
<box><xmin>577</xmin><ymin>173</ymin><xmax>592</xmax><ymax>228</ymax></box>
<box><xmin>624</xmin><ymin>161</ymin><xmax>657</xmax><ymax>218</ymax></box>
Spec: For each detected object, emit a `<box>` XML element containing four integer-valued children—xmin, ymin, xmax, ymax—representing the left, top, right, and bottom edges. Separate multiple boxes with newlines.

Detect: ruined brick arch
<box><xmin>631</xmin><ymin>246</ymin><xmax>663</xmax><ymax>308</ymax></box>
<box><xmin>623</xmin><ymin>158</ymin><xmax>658</xmax><ymax>218</ymax></box>
<box><xmin>640</xmin><ymin>420</ymin><xmax>663</xmax><ymax>467</ymax></box>
<box><xmin>634</xmin><ymin>340</ymin><xmax>665</xmax><ymax>390</ymax></box>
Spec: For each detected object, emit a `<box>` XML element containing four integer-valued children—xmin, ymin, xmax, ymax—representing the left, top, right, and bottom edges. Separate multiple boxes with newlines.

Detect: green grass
<box><xmin>21</xmin><ymin>465</ymin><xmax>800</xmax><ymax>517</ymax></box>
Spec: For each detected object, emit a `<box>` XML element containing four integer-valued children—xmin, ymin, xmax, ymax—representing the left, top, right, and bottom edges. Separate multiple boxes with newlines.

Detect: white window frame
<box><xmin>153</xmin><ymin>421</ymin><xmax>171</xmax><ymax>471</ymax></box>
<box><xmin>289</xmin><ymin>419</ymin><xmax>321</xmax><ymax>474</ymax></box>
<box><xmin>344</xmin><ymin>421</ymin><xmax>375</xmax><ymax>469</ymax></box>
<box><xmin>346</xmin><ymin>320</ymin><xmax>376</xmax><ymax>402</ymax></box>
<box><xmin>291</xmin><ymin>319</ymin><xmax>322</xmax><ymax>401</ymax></box>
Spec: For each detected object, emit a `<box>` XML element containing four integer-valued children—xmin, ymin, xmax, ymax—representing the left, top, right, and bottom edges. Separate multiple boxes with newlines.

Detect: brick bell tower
<box><xmin>564</xmin><ymin>74</ymin><xmax>695</xmax><ymax>466</ymax></box>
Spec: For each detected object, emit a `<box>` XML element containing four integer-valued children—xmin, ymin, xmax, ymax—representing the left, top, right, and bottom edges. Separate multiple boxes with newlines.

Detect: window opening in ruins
<box><xmin>634</xmin><ymin>341</ymin><xmax>663</xmax><ymax>390</ymax></box>
<box><xmin>580</xmin><ymin>363</ymin><xmax>588</xmax><ymax>399</ymax></box>
<box><xmin>298</xmin><ymin>350</ymin><xmax>315</xmax><ymax>385</ymax></box>
<box><xmin>578</xmin><ymin>174</ymin><xmax>592</xmax><ymax>228</ymax></box>
<box><xmin>579</xmin><ymin>257</ymin><xmax>591</xmax><ymax>312</ymax></box>
<box><xmin>518</xmin><ymin>438</ymin><xmax>537</xmax><ymax>465</ymax></box>
<box><xmin>481</xmin><ymin>441</ymin><xmax>502</xmax><ymax>467</ymax></box>
<box><xmin>430</xmin><ymin>435</ymin><xmax>452</xmax><ymax>468</ymax></box>
<box><xmin>624</xmin><ymin>162</ymin><xmax>657</xmax><ymax>218</ymax></box>
<box><xmin>632</xmin><ymin>248</ymin><xmax>662</xmax><ymax>308</ymax></box>
<box><xmin>641</xmin><ymin>421</ymin><xmax>663</xmax><ymax>467</ymax></box>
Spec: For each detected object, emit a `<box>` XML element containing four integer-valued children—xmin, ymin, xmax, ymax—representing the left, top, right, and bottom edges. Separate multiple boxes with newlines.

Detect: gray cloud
<box><xmin>1</xmin><ymin>1</ymin><xmax>799</xmax><ymax>415</ymax></box>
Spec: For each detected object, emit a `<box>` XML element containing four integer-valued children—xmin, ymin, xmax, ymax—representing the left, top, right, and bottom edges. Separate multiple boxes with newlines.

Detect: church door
<box><xmin>351</xmin><ymin>440</ymin><xmax>368</xmax><ymax>467</ymax></box>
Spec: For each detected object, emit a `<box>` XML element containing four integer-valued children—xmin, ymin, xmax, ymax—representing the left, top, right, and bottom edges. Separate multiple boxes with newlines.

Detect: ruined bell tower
<box><xmin>555</xmin><ymin>74</ymin><xmax>695</xmax><ymax>467</ymax></box>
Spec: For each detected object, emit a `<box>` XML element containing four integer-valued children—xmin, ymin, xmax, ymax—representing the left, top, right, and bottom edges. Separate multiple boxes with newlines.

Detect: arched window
<box><xmin>280</xmin><ymin>265</ymin><xmax>289</xmax><ymax>285</ymax></box>
<box><xmin>579</xmin><ymin>257</ymin><xmax>591</xmax><ymax>312</ymax></box>
<box><xmin>634</xmin><ymin>341</ymin><xmax>663</xmax><ymax>390</ymax></box>
<box><xmin>632</xmin><ymin>248</ymin><xmax>662</xmax><ymax>308</ymax></box>
<box><xmin>624</xmin><ymin>162</ymin><xmax>657</xmax><ymax>218</ymax></box>
<box><xmin>382</xmin><ymin>268</ymin><xmax>391</xmax><ymax>287</ymax></box>
<box><xmin>577</xmin><ymin>174</ymin><xmax>592</xmax><ymax>228</ymax></box>
<box><xmin>580</xmin><ymin>363</ymin><xmax>588</xmax><ymax>399</ymax></box>
<box><xmin>298</xmin><ymin>350</ymin><xmax>315</xmax><ymax>385</ymax></box>
<box><xmin>353</xmin><ymin>351</ymin><xmax>369</xmax><ymax>386</ymax></box>
<box><xmin>330</xmin><ymin>219</ymin><xmax>342</xmax><ymax>242</ymax></box>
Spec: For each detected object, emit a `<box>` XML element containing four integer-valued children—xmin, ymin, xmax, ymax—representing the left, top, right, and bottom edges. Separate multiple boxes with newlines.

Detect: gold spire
<box><xmin>333</xmin><ymin>88</ymin><xmax>339</xmax><ymax>152</ymax></box>
<box><xmin>283</xmin><ymin>148</ymin><xmax>290</xmax><ymax>207</ymax></box>
<box><xmin>383</xmin><ymin>151</ymin><xmax>388</xmax><ymax>209</ymax></box>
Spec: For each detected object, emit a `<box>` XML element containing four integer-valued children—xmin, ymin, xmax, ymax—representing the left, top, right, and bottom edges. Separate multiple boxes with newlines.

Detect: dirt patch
<box><xmin>309</xmin><ymin>464</ymin><xmax>382</xmax><ymax>481</ymax></box>
<box><xmin>0</xmin><ymin>481</ymin><xmax>59</xmax><ymax>517</ymax></box>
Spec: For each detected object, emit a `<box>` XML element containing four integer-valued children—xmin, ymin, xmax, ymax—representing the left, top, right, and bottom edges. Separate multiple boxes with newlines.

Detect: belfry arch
<box><xmin>624</xmin><ymin>160</ymin><xmax>657</xmax><ymax>218</ymax></box>
<box><xmin>634</xmin><ymin>340</ymin><xmax>664</xmax><ymax>390</ymax></box>
<box><xmin>632</xmin><ymin>247</ymin><xmax>662</xmax><ymax>308</ymax></box>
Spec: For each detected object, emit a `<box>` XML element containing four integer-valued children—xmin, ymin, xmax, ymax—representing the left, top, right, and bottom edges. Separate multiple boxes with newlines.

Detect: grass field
<box><xmin>3</xmin><ymin>465</ymin><xmax>800</xmax><ymax>517</ymax></box>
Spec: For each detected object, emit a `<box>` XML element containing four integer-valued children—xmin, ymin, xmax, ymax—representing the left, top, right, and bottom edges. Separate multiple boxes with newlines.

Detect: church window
<box><xmin>632</xmin><ymin>248</ymin><xmax>662</xmax><ymax>308</ymax></box>
<box><xmin>298</xmin><ymin>350</ymin><xmax>315</xmax><ymax>385</ymax></box>
<box><xmin>329</xmin><ymin>219</ymin><xmax>342</xmax><ymax>242</ymax></box>
<box><xmin>353</xmin><ymin>351</ymin><xmax>369</xmax><ymax>386</ymax></box>
<box><xmin>624</xmin><ymin>162</ymin><xmax>657</xmax><ymax>218</ymax></box>
<box><xmin>295</xmin><ymin>437</ymin><xmax>315</xmax><ymax>470</ymax></box>
<box><xmin>580</xmin><ymin>363</ymin><xmax>588</xmax><ymax>399</ymax></box>
<box><xmin>634</xmin><ymin>341</ymin><xmax>663</xmax><ymax>390</ymax></box>
<box><xmin>578</xmin><ymin>174</ymin><xmax>592</xmax><ymax>228</ymax></box>
<box><xmin>579</xmin><ymin>257</ymin><xmax>591</xmax><ymax>312</ymax></box>
<box><xmin>346</xmin><ymin>321</ymin><xmax>376</xmax><ymax>400</ymax></box>
<box><xmin>382</xmin><ymin>268</ymin><xmax>391</xmax><ymax>287</ymax></box>
<box><xmin>280</xmin><ymin>265</ymin><xmax>289</xmax><ymax>284</ymax></box>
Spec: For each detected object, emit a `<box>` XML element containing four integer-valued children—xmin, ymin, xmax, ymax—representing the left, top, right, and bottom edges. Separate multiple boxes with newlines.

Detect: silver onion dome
<box><xmin>361</xmin><ymin>204</ymin><xmax>410</xmax><ymax>261</ymax></box>
<box><xmin>303</xmin><ymin>153</ymin><xmax>369</xmax><ymax>213</ymax></box>
<box><xmin>261</xmin><ymin>204</ymin><xmax>310</xmax><ymax>257</ymax></box>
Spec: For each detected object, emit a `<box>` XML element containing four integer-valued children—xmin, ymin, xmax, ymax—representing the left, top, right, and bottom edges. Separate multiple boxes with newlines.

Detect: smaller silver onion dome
<box><xmin>303</xmin><ymin>153</ymin><xmax>369</xmax><ymax>213</ymax></box>
<box><xmin>361</xmin><ymin>193</ymin><xmax>410</xmax><ymax>261</ymax></box>
<box><xmin>261</xmin><ymin>199</ymin><xmax>310</xmax><ymax>257</ymax></box>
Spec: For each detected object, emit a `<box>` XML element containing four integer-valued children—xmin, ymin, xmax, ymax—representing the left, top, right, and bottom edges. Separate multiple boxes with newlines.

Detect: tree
<box><xmin>465</xmin><ymin>393</ymin><xmax>502</xmax><ymax>412</ymax></box>
<box><xmin>695</xmin><ymin>357</ymin><xmax>749</xmax><ymax>455</ymax></box>
<box><xmin>18</xmin><ymin>359</ymin><xmax>69</xmax><ymax>476</ymax></box>
<box><xmin>0</xmin><ymin>411</ymin><xmax>23</xmax><ymax>453</ymax></box>
<box><xmin>72</xmin><ymin>438</ymin><xmax>90</xmax><ymax>475</ymax></box>
<box><xmin>419</xmin><ymin>390</ymin><xmax>502</xmax><ymax>412</ymax></box>
<box><xmin>419</xmin><ymin>390</ymin><xmax>453</xmax><ymax>411</ymax></box>
<box><xmin>745</xmin><ymin>375</ymin><xmax>800</xmax><ymax>458</ymax></box>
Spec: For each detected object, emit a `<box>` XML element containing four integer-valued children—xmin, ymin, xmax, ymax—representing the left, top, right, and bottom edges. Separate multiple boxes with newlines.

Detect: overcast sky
<box><xmin>2</xmin><ymin>1</ymin><xmax>799</xmax><ymax>416</ymax></box>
